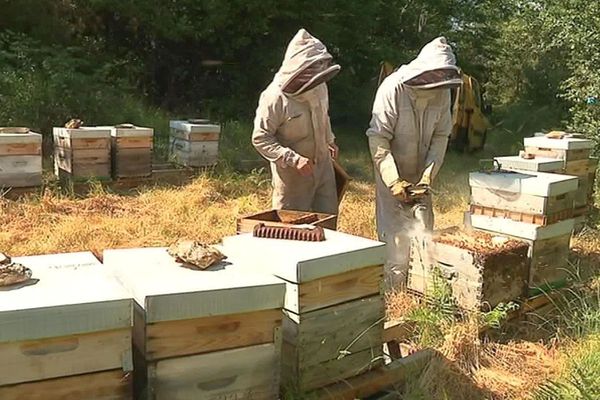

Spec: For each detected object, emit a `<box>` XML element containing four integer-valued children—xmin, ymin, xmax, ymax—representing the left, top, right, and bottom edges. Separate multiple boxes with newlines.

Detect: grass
<box><xmin>2</xmin><ymin>122</ymin><xmax>600</xmax><ymax>399</ymax></box>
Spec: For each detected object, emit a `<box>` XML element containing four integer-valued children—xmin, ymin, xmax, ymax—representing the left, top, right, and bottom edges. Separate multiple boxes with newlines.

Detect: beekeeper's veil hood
<box><xmin>276</xmin><ymin>29</ymin><xmax>341</xmax><ymax>96</ymax></box>
<box><xmin>397</xmin><ymin>37</ymin><xmax>461</xmax><ymax>89</ymax></box>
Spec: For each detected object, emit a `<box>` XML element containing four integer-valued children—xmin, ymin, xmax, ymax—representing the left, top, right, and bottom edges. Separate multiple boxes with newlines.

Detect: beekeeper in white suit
<box><xmin>253</xmin><ymin>29</ymin><xmax>340</xmax><ymax>215</ymax></box>
<box><xmin>366</xmin><ymin>37</ymin><xmax>462</xmax><ymax>287</ymax></box>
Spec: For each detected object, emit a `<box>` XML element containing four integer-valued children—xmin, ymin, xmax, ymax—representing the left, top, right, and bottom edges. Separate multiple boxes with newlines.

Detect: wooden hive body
<box><xmin>0</xmin><ymin>130</ymin><xmax>42</xmax><ymax>188</ymax></box>
<box><xmin>0</xmin><ymin>252</ymin><xmax>133</xmax><ymax>400</ymax></box>
<box><xmin>110</xmin><ymin>126</ymin><xmax>154</xmax><ymax>179</ymax></box>
<box><xmin>237</xmin><ymin>209</ymin><xmax>337</xmax><ymax>233</ymax></box>
<box><xmin>469</xmin><ymin>170</ymin><xmax>578</xmax><ymax>225</ymax></box>
<box><xmin>408</xmin><ymin>228</ymin><xmax>529</xmax><ymax>310</ymax></box>
<box><xmin>104</xmin><ymin>247</ymin><xmax>285</xmax><ymax>400</ymax></box>
<box><xmin>169</xmin><ymin>120</ymin><xmax>220</xmax><ymax>167</ymax></box>
<box><xmin>53</xmin><ymin>127</ymin><xmax>112</xmax><ymax>180</ymax></box>
<box><xmin>222</xmin><ymin>230</ymin><xmax>386</xmax><ymax>392</ymax></box>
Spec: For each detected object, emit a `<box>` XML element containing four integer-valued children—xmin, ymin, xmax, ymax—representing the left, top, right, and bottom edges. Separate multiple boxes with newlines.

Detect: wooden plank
<box><xmin>54</xmin><ymin>136</ymin><xmax>111</xmax><ymax>150</ymax></box>
<box><xmin>382</xmin><ymin>321</ymin><xmax>416</xmax><ymax>343</ymax></box>
<box><xmin>0</xmin><ymin>328</ymin><xmax>131</xmax><ymax>386</ymax></box>
<box><xmin>0</xmin><ymin>143</ymin><xmax>41</xmax><ymax>156</ymax></box>
<box><xmin>0</xmin><ymin>369</ymin><xmax>132</xmax><ymax>400</ymax></box>
<box><xmin>564</xmin><ymin>159</ymin><xmax>591</xmax><ymax>176</ymax></box>
<box><xmin>0</xmin><ymin>155</ymin><xmax>42</xmax><ymax>174</ymax></box>
<box><xmin>469</xmin><ymin>204</ymin><xmax>573</xmax><ymax>226</ymax></box>
<box><xmin>144</xmin><ymin>308</ymin><xmax>281</xmax><ymax>361</ymax></box>
<box><xmin>148</xmin><ymin>343</ymin><xmax>278</xmax><ymax>400</ymax></box>
<box><xmin>295</xmin><ymin>265</ymin><xmax>382</xmax><ymax>313</ymax></box>
<box><xmin>114</xmin><ymin>136</ymin><xmax>153</xmax><ymax>149</ymax></box>
<box><xmin>471</xmin><ymin>188</ymin><xmax>574</xmax><ymax>217</ymax></box>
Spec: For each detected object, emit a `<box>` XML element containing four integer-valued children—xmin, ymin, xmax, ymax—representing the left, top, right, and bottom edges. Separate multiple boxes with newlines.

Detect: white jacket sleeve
<box><xmin>252</xmin><ymin>91</ymin><xmax>301</xmax><ymax>166</ymax></box>
<box><xmin>366</xmin><ymin>79</ymin><xmax>401</xmax><ymax>188</ymax></box>
<box><xmin>425</xmin><ymin>90</ymin><xmax>452</xmax><ymax>180</ymax></box>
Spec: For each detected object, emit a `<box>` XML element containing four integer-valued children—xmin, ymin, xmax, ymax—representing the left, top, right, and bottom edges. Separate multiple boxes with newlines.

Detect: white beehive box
<box><xmin>524</xmin><ymin>135</ymin><xmax>593</xmax><ymax>158</ymax></box>
<box><xmin>169</xmin><ymin>120</ymin><xmax>220</xmax><ymax>167</ymax></box>
<box><xmin>494</xmin><ymin>155</ymin><xmax>564</xmax><ymax>173</ymax></box>
<box><xmin>104</xmin><ymin>247</ymin><xmax>285</xmax><ymax>400</ymax></box>
<box><xmin>53</xmin><ymin>126</ymin><xmax>112</xmax><ymax>180</ymax></box>
<box><xmin>0</xmin><ymin>252</ymin><xmax>133</xmax><ymax>399</ymax></box>
<box><xmin>0</xmin><ymin>130</ymin><xmax>42</xmax><ymax>188</ymax></box>
<box><xmin>110</xmin><ymin>126</ymin><xmax>154</xmax><ymax>179</ymax></box>
<box><xmin>222</xmin><ymin>230</ymin><xmax>386</xmax><ymax>391</ymax></box>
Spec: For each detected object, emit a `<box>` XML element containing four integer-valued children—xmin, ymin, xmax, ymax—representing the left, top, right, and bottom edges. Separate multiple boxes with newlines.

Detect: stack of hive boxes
<box><xmin>0</xmin><ymin>252</ymin><xmax>133</xmax><ymax>400</ymax></box>
<box><xmin>468</xmin><ymin>170</ymin><xmax>579</xmax><ymax>292</ymax></box>
<box><xmin>110</xmin><ymin>125</ymin><xmax>154</xmax><ymax>179</ymax></box>
<box><xmin>0</xmin><ymin>128</ymin><xmax>42</xmax><ymax>188</ymax></box>
<box><xmin>53</xmin><ymin>126</ymin><xmax>112</xmax><ymax>181</ymax></box>
<box><xmin>169</xmin><ymin>120</ymin><xmax>220</xmax><ymax>167</ymax></box>
<box><xmin>408</xmin><ymin>227</ymin><xmax>530</xmax><ymax>310</ymax></box>
<box><xmin>222</xmin><ymin>230</ymin><xmax>386</xmax><ymax>393</ymax></box>
<box><xmin>104</xmin><ymin>247</ymin><xmax>285</xmax><ymax>400</ymax></box>
<box><xmin>522</xmin><ymin>135</ymin><xmax>596</xmax><ymax>228</ymax></box>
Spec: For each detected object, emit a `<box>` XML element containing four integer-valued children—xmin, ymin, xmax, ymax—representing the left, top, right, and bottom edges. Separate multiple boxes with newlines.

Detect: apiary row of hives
<box><xmin>0</xmin><ymin>228</ymin><xmax>385</xmax><ymax>399</ymax></box>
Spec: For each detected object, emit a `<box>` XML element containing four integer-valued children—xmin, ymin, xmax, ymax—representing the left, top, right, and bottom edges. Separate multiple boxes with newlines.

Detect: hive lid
<box><xmin>0</xmin><ymin>130</ymin><xmax>42</xmax><ymax>144</ymax></box>
<box><xmin>494</xmin><ymin>155</ymin><xmax>564</xmax><ymax>173</ymax></box>
<box><xmin>469</xmin><ymin>170</ymin><xmax>579</xmax><ymax>197</ymax></box>
<box><xmin>524</xmin><ymin>135</ymin><xmax>593</xmax><ymax>150</ymax></box>
<box><xmin>110</xmin><ymin>125</ymin><xmax>154</xmax><ymax>138</ymax></box>
<box><xmin>221</xmin><ymin>229</ymin><xmax>386</xmax><ymax>283</ymax></box>
<box><xmin>53</xmin><ymin>126</ymin><xmax>111</xmax><ymax>139</ymax></box>
<box><xmin>169</xmin><ymin>120</ymin><xmax>221</xmax><ymax>133</ymax></box>
<box><xmin>103</xmin><ymin>247</ymin><xmax>285</xmax><ymax>323</ymax></box>
<box><xmin>0</xmin><ymin>252</ymin><xmax>132</xmax><ymax>342</ymax></box>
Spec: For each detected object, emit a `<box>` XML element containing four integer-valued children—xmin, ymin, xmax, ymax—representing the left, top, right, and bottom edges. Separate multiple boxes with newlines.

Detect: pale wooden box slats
<box><xmin>0</xmin><ymin>131</ymin><xmax>42</xmax><ymax>188</ymax></box>
<box><xmin>111</xmin><ymin>126</ymin><xmax>154</xmax><ymax>179</ymax></box>
<box><xmin>169</xmin><ymin>120</ymin><xmax>220</xmax><ymax>167</ymax></box>
<box><xmin>408</xmin><ymin>229</ymin><xmax>529</xmax><ymax>310</ymax></box>
<box><xmin>53</xmin><ymin>127</ymin><xmax>112</xmax><ymax>180</ymax></box>
<box><xmin>237</xmin><ymin>209</ymin><xmax>337</xmax><ymax>234</ymax></box>
<box><xmin>104</xmin><ymin>247</ymin><xmax>284</xmax><ymax>399</ymax></box>
<box><xmin>222</xmin><ymin>231</ymin><xmax>386</xmax><ymax>392</ymax></box>
<box><xmin>0</xmin><ymin>252</ymin><xmax>133</xmax><ymax>398</ymax></box>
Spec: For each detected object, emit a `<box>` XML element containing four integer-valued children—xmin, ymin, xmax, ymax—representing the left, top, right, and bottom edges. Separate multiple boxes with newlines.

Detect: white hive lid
<box><xmin>169</xmin><ymin>120</ymin><xmax>221</xmax><ymax>133</ymax></box>
<box><xmin>524</xmin><ymin>135</ymin><xmax>593</xmax><ymax>150</ymax></box>
<box><xmin>0</xmin><ymin>130</ymin><xmax>42</xmax><ymax>144</ymax></box>
<box><xmin>470</xmin><ymin>215</ymin><xmax>574</xmax><ymax>241</ymax></box>
<box><xmin>494</xmin><ymin>155</ymin><xmax>564</xmax><ymax>173</ymax></box>
<box><xmin>110</xmin><ymin>125</ymin><xmax>154</xmax><ymax>138</ymax></box>
<box><xmin>469</xmin><ymin>170</ymin><xmax>579</xmax><ymax>197</ymax></box>
<box><xmin>0</xmin><ymin>251</ymin><xmax>132</xmax><ymax>342</ymax></box>
<box><xmin>53</xmin><ymin>126</ymin><xmax>111</xmax><ymax>139</ymax></box>
<box><xmin>103</xmin><ymin>247</ymin><xmax>285</xmax><ymax>323</ymax></box>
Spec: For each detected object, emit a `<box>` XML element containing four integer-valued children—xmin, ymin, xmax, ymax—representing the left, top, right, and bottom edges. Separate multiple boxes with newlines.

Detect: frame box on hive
<box><xmin>237</xmin><ymin>209</ymin><xmax>337</xmax><ymax>233</ymax></box>
<box><xmin>222</xmin><ymin>230</ymin><xmax>386</xmax><ymax>392</ymax></box>
<box><xmin>110</xmin><ymin>126</ymin><xmax>154</xmax><ymax>179</ymax></box>
<box><xmin>408</xmin><ymin>227</ymin><xmax>529</xmax><ymax>310</ymax></box>
<box><xmin>169</xmin><ymin>120</ymin><xmax>220</xmax><ymax>167</ymax></box>
<box><xmin>0</xmin><ymin>252</ymin><xmax>133</xmax><ymax>400</ymax></box>
<box><xmin>53</xmin><ymin>126</ymin><xmax>112</xmax><ymax>181</ymax></box>
<box><xmin>104</xmin><ymin>247</ymin><xmax>285</xmax><ymax>400</ymax></box>
<box><xmin>0</xmin><ymin>129</ymin><xmax>42</xmax><ymax>188</ymax></box>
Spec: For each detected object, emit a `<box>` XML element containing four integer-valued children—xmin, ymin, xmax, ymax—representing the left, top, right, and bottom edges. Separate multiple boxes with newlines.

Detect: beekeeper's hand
<box><xmin>295</xmin><ymin>156</ymin><xmax>314</xmax><ymax>177</ymax></box>
<box><xmin>328</xmin><ymin>142</ymin><xmax>339</xmax><ymax>159</ymax></box>
<box><xmin>390</xmin><ymin>180</ymin><xmax>413</xmax><ymax>202</ymax></box>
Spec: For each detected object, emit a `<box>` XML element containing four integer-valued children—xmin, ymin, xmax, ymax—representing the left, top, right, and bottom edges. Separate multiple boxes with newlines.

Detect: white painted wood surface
<box><xmin>470</xmin><ymin>214</ymin><xmax>574</xmax><ymax>240</ymax></box>
<box><xmin>149</xmin><ymin>342</ymin><xmax>278</xmax><ymax>400</ymax></box>
<box><xmin>103</xmin><ymin>247</ymin><xmax>285</xmax><ymax>323</ymax></box>
<box><xmin>524</xmin><ymin>136</ymin><xmax>593</xmax><ymax>150</ymax></box>
<box><xmin>469</xmin><ymin>171</ymin><xmax>578</xmax><ymax>197</ymax></box>
<box><xmin>110</xmin><ymin>126</ymin><xmax>154</xmax><ymax>138</ymax></box>
<box><xmin>0</xmin><ymin>132</ymin><xmax>42</xmax><ymax>145</ymax></box>
<box><xmin>221</xmin><ymin>230</ymin><xmax>386</xmax><ymax>283</ymax></box>
<box><xmin>169</xmin><ymin>138</ymin><xmax>218</xmax><ymax>167</ymax></box>
<box><xmin>0</xmin><ymin>252</ymin><xmax>132</xmax><ymax>342</ymax></box>
<box><xmin>0</xmin><ymin>155</ymin><xmax>42</xmax><ymax>174</ymax></box>
<box><xmin>495</xmin><ymin>155</ymin><xmax>564</xmax><ymax>172</ymax></box>
<box><xmin>53</xmin><ymin>127</ymin><xmax>111</xmax><ymax>140</ymax></box>
<box><xmin>169</xmin><ymin>120</ymin><xmax>221</xmax><ymax>134</ymax></box>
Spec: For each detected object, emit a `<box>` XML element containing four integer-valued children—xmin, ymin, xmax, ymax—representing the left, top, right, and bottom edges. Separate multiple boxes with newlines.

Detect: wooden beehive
<box><xmin>53</xmin><ymin>127</ymin><xmax>112</xmax><ymax>180</ymax></box>
<box><xmin>0</xmin><ymin>129</ymin><xmax>42</xmax><ymax>188</ymax></box>
<box><xmin>103</xmin><ymin>247</ymin><xmax>285</xmax><ymax>400</ymax></box>
<box><xmin>111</xmin><ymin>126</ymin><xmax>153</xmax><ymax>179</ymax></box>
<box><xmin>469</xmin><ymin>170</ymin><xmax>579</xmax><ymax>225</ymax></box>
<box><xmin>169</xmin><ymin>120</ymin><xmax>220</xmax><ymax>167</ymax></box>
<box><xmin>0</xmin><ymin>252</ymin><xmax>133</xmax><ymax>400</ymax></box>
<box><xmin>237</xmin><ymin>209</ymin><xmax>337</xmax><ymax>233</ymax></box>
<box><xmin>222</xmin><ymin>230</ymin><xmax>386</xmax><ymax>392</ymax></box>
<box><xmin>408</xmin><ymin>227</ymin><xmax>529</xmax><ymax>310</ymax></box>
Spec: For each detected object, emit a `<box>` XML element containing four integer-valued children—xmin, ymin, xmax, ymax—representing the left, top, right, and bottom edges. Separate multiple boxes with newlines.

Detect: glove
<box><xmin>390</xmin><ymin>180</ymin><xmax>413</xmax><ymax>202</ymax></box>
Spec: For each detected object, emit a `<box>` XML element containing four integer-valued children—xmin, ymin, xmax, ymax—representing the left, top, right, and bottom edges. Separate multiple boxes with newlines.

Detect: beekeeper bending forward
<box><xmin>366</xmin><ymin>37</ymin><xmax>462</xmax><ymax>287</ymax></box>
<box><xmin>253</xmin><ymin>29</ymin><xmax>340</xmax><ymax>215</ymax></box>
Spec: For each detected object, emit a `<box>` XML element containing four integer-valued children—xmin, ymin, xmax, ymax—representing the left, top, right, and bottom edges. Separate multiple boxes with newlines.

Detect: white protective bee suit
<box><xmin>252</xmin><ymin>29</ymin><xmax>340</xmax><ymax>215</ymax></box>
<box><xmin>366</xmin><ymin>37</ymin><xmax>461</xmax><ymax>287</ymax></box>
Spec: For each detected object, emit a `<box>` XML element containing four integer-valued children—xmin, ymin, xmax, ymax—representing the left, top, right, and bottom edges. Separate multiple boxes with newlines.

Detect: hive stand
<box><xmin>0</xmin><ymin>130</ymin><xmax>42</xmax><ymax>188</ymax></box>
<box><xmin>222</xmin><ymin>230</ymin><xmax>386</xmax><ymax>393</ymax></box>
<box><xmin>104</xmin><ymin>247</ymin><xmax>285</xmax><ymax>400</ymax></box>
<box><xmin>0</xmin><ymin>252</ymin><xmax>133</xmax><ymax>400</ymax></box>
<box><xmin>53</xmin><ymin>126</ymin><xmax>112</xmax><ymax>181</ymax></box>
<box><xmin>169</xmin><ymin>120</ymin><xmax>220</xmax><ymax>167</ymax></box>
